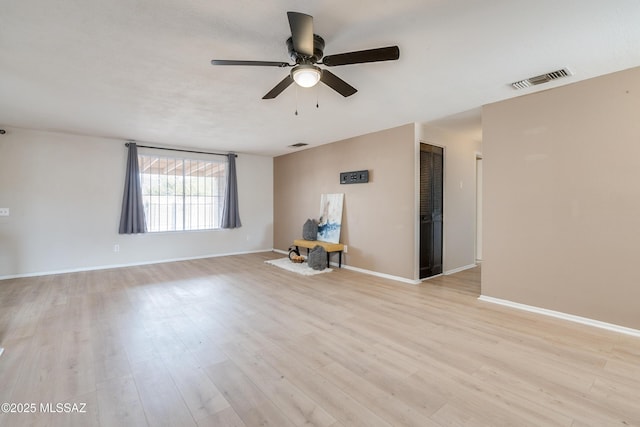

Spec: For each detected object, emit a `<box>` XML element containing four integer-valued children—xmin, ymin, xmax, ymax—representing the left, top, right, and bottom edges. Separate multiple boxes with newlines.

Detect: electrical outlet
<box><xmin>113</xmin><ymin>244</ymin><xmax>120</xmax><ymax>253</ymax></box>
<box><xmin>0</xmin><ymin>208</ymin><xmax>9</xmax><ymax>216</ymax></box>
<box><xmin>343</xmin><ymin>245</ymin><xmax>348</xmax><ymax>254</ymax></box>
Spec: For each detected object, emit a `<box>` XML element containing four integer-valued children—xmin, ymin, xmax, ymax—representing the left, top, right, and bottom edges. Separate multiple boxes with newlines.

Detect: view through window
<box><xmin>139</xmin><ymin>154</ymin><xmax>227</xmax><ymax>232</ymax></box>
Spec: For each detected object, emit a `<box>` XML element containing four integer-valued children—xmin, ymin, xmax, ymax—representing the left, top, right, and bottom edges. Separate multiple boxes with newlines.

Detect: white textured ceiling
<box><xmin>1</xmin><ymin>1</ymin><xmax>640</xmax><ymax>156</ymax></box>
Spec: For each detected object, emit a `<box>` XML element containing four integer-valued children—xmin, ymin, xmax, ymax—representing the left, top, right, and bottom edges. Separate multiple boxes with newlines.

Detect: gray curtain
<box><xmin>221</xmin><ymin>153</ymin><xmax>242</xmax><ymax>229</ymax></box>
<box><xmin>119</xmin><ymin>143</ymin><xmax>147</xmax><ymax>234</ymax></box>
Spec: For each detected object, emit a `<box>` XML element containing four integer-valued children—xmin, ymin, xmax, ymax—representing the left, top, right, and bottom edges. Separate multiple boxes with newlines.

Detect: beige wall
<box><xmin>274</xmin><ymin>124</ymin><xmax>416</xmax><ymax>280</ymax></box>
<box><xmin>482</xmin><ymin>66</ymin><xmax>640</xmax><ymax>329</ymax></box>
<box><xmin>0</xmin><ymin>128</ymin><xmax>273</xmax><ymax>277</ymax></box>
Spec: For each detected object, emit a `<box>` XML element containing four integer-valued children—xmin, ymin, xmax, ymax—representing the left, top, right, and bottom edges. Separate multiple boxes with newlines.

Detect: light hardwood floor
<box><xmin>0</xmin><ymin>252</ymin><xmax>639</xmax><ymax>426</ymax></box>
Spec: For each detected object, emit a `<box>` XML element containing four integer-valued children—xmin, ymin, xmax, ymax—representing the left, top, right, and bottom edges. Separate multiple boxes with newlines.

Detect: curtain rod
<box><xmin>124</xmin><ymin>142</ymin><xmax>237</xmax><ymax>158</ymax></box>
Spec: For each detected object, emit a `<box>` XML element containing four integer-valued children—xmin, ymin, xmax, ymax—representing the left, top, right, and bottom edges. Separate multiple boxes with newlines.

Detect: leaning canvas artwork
<box><xmin>317</xmin><ymin>193</ymin><xmax>344</xmax><ymax>243</ymax></box>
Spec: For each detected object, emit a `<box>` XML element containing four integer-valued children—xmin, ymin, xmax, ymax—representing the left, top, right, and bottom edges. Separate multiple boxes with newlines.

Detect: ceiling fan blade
<box><xmin>322</xmin><ymin>46</ymin><xmax>400</xmax><ymax>67</ymax></box>
<box><xmin>211</xmin><ymin>59</ymin><xmax>290</xmax><ymax>67</ymax></box>
<box><xmin>287</xmin><ymin>11</ymin><xmax>314</xmax><ymax>57</ymax></box>
<box><xmin>262</xmin><ymin>75</ymin><xmax>294</xmax><ymax>99</ymax></box>
<box><xmin>320</xmin><ymin>70</ymin><xmax>357</xmax><ymax>97</ymax></box>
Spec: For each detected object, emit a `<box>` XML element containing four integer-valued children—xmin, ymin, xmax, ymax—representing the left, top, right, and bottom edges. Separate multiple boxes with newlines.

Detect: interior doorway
<box><xmin>476</xmin><ymin>155</ymin><xmax>483</xmax><ymax>262</ymax></box>
<box><xmin>419</xmin><ymin>143</ymin><xmax>444</xmax><ymax>279</ymax></box>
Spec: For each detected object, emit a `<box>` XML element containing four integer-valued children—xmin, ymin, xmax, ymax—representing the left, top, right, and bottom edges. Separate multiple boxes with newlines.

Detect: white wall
<box><xmin>0</xmin><ymin>127</ymin><xmax>273</xmax><ymax>278</ymax></box>
<box><xmin>418</xmin><ymin>123</ymin><xmax>481</xmax><ymax>274</ymax></box>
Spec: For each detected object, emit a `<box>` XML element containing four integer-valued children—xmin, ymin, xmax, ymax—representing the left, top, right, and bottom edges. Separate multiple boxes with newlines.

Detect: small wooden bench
<box><xmin>293</xmin><ymin>239</ymin><xmax>344</xmax><ymax>268</ymax></box>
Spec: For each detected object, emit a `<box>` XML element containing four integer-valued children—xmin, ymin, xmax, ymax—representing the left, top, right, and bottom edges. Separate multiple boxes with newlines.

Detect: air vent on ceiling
<box><xmin>511</xmin><ymin>68</ymin><xmax>572</xmax><ymax>90</ymax></box>
<box><xmin>289</xmin><ymin>143</ymin><xmax>308</xmax><ymax>148</ymax></box>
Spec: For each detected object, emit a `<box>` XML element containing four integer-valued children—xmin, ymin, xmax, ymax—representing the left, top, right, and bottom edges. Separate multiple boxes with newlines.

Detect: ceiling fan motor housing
<box><xmin>287</xmin><ymin>34</ymin><xmax>325</xmax><ymax>63</ymax></box>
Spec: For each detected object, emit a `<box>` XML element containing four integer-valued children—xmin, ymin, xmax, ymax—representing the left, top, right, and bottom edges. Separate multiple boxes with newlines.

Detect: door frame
<box><xmin>415</xmin><ymin>140</ymin><xmax>446</xmax><ymax>281</ymax></box>
<box><xmin>475</xmin><ymin>153</ymin><xmax>483</xmax><ymax>262</ymax></box>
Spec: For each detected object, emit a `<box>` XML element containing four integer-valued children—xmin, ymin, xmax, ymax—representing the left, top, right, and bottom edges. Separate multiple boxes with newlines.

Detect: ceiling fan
<box><xmin>211</xmin><ymin>11</ymin><xmax>400</xmax><ymax>99</ymax></box>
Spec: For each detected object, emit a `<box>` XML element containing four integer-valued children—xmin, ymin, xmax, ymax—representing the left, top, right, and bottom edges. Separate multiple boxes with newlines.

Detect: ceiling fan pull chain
<box><xmin>316</xmin><ymin>85</ymin><xmax>319</xmax><ymax>109</ymax></box>
<box><xmin>295</xmin><ymin>85</ymin><xmax>299</xmax><ymax>116</ymax></box>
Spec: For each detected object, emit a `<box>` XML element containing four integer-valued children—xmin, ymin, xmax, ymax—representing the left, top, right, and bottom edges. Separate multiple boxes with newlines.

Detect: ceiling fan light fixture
<box><xmin>291</xmin><ymin>64</ymin><xmax>321</xmax><ymax>88</ymax></box>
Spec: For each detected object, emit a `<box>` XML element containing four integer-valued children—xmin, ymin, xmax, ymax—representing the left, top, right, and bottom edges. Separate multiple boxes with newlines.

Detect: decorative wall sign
<box><xmin>340</xmin><ymin>170</ymin><xmax>369</xmax><ymax>184</ymax></box>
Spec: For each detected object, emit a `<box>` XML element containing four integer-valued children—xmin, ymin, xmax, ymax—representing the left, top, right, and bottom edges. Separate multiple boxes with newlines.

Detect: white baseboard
<box><xmin>478</xmin><ymin>295</ymin><xmax>640</xmax><ymax>338</ymax></box>
<box><xmin>272</xmin><ymin>248</ymin><xmax>420</xmax><ymax>284</ymax></box>
<box><xmin>445</xmin><ymin>263</ymin><xmax>477</xmax><ymax>275</ymax></box>
<box><xmin>418</xmin><ymin>263</ymin><xmax>477</xmax><ymax>282</ymax></box>
<box><xmin>420</xmin><ymin>273</ymin><xmax>443</xmax><ymax>281</ymax></box>
<box><xmin>0</xmin><ymin>249</ymin><xmax>274</xmax><ymax>281</ymax></box>
<box><xmin>339</xmin><ymin>264</ymin><xmax>420</xmax><ymax>285</ymax></box>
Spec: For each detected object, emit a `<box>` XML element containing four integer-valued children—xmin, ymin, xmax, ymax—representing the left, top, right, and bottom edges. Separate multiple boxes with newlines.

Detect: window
<box><xmin>138</xmin><ymin>154</ymin><xmax>227</xmax><ymax>232</ymax></box>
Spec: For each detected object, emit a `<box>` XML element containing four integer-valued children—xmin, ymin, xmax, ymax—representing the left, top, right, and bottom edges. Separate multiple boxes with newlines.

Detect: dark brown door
<box><xmin>420</xmin><ymin>143</ymin><xmax>443</xmax><ymax>279</ymax></box>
